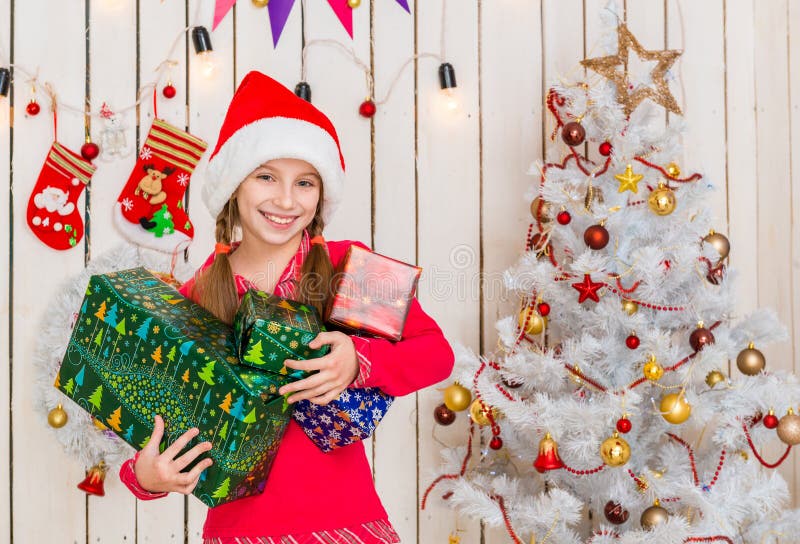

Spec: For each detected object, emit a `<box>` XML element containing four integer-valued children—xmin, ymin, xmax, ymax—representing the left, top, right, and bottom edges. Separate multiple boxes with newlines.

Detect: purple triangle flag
<box><xmin>268</xmin><ymin>0</ymin><xmax>297</xmax><ymax>47</ymax></box>
<box><xmin>394</xmin><ymin>0</ymin><xmax>410</xmax><ymax>12</ymax></box>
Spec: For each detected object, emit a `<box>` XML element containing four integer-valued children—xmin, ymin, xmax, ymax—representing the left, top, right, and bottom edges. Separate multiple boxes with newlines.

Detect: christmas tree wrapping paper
<box><xmin>325</xmin><ymin>244</ymin><xmax>422</xmax><ymax>341</ymax></box>
<box><xmin>293</xmin><ymin>387</ymin><xmax>394</xmax><ymax>453</ymax></box>
<box><xmin>233</xmin><ymin>289</ymin><xmax>329</xmax><ymax>379</ymax></box>
<box><xmin>54</xmin><ymin>267</ymin><xmax>293</xmax><ymax>507</ymax></box>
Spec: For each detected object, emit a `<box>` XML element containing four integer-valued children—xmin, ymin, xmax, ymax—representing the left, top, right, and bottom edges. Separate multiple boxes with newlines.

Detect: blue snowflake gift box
<box><xmin>293</xmin><ymin>387</ymin><xmax>394</xmax><ymax>452</ymax></box>
<box><xmin>54</xmin><ymin>267</ymin><xmax>293</xmax><ymax>507</ymax></box>
<box><xmin>233</xmin><ymin>289</ymin><xmax>330</xmax><ymax>380</ymax></box>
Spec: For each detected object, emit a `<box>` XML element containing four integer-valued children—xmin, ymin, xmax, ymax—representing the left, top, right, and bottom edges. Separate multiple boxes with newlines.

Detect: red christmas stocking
<box><xmin>26</xmin><ymin>142</ymin><xmax>96</xmax><ymax>250</ymax></box>
<box><xmin>113</xmin><ymin>118</ymin><xmax>207</xmax><ymax>253</ymax></box>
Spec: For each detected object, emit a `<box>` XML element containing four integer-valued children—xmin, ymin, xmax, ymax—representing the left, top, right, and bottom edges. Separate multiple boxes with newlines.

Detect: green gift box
<box><xmin>54</xmin><ymin>267</ymin><xmax>293</xmax><ymax>507</ymax></box>
<box><xmin>233</xmin><ymin>289</ymin><xmax>329</xmax><ymax>379</ymax></box>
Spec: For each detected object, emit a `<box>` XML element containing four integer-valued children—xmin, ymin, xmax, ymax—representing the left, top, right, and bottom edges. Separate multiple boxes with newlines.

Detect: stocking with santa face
<box><xmin>26</xmin><ymin>142</ymin><xmax>96</xmax><ymax>250</ymax></box>
<box><xmin>113</xmin><ymin>118</ymin><xmax>207</xmax><ymax>253</ymax></box>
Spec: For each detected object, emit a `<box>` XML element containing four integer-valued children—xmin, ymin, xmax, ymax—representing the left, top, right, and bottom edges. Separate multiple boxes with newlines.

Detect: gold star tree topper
<box><xmin>581</xmin><ymin>24</ymin><xmax>682</xmax><ymax>116</ymax></box>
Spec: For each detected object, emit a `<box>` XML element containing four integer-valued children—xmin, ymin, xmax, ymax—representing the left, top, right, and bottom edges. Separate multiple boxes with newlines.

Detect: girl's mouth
<box><xmin>261</xmin><ymin>212</ymin><xmax>298</xmax><ymax>229</ymax></box>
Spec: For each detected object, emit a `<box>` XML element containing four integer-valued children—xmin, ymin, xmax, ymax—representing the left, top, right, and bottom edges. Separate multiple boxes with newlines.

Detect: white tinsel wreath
<box><xmin>33</xmin><ymin>242</ymin><xmax>196</xmax><ymax>470</ymax></box>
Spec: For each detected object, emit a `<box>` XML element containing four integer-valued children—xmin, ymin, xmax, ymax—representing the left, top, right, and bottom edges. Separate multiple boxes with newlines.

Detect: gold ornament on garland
<box><xmin>666</xmin><ymin>162</ymin><xmax>681</xmax><ymax>178</ymax></box>
<box><xmin>621</xmin><ymin>299</ymin><xmax>639</xmax><ymax>315</ymax></box>
<box><xmin>615</xmin><ymin>163</ymin><xmax>644</xmax><ymax>194</ymax></box>
<box><xmin>600</xmin><ymin>431</ymin><xmax>631</xmax><ymax>466</ymax></box>
<box><xmin>736</xmin><ymin>342</ymin><xmax>766</xmax><ymax>376</ymax></box>
<box><xmin>640</xmin><ymin>499</ymin><xmax>669</xmax><ymax>529</ymax></box>
<box><xmin>443</xmin><ymin>383</ymin><xmax>472</xmax><ymax>412</ymax></box>
<box><xmin>705</xmin><ymin>369</ymin><xmax>726</xmax><ymax>388</ymax></box>
<box><xmin>648</xmin><ymin>182</ymin><xmax>676</xmax><ymax>215</ymax></box>
<box><xmin>519</xmin><ymin>306</ymin><xmax>546</xmax><ymax>335</ymax></box>
<box><xmin>251</xmin><ymin>0</ymin><xmax>269</xmax><ymax>7</ymax></box>
<box><xmin>469</xmin><ymin>399</ymin><xmax>498</xmax><ymax>427</ymax></box>
<box><xmin>581</xmin><ymin>24</ymin><xmax>682</xmax><ymax>116</ymax></box>
<box><xmin>776</xmin><ymin>408</ymin><xmax>800</xmax><ymax>446</ymax></box>
<box><xmin>659</xmin><ymin>392</ymin><xmax>691</xmax><ymax>424</ymax></box>
<box><xmin>48</xmin><ymin>404</ymin><xmax>68</xmax><ymax>428</ymax></box>
<box><xmin>643</xmin><ymin>355</ymin><xmax>664</xmax><ymax>382</ymax></box>
<box><xmin>347</xmin><ymin>0</ymin><xmax>361</xmax><ymax>7</ymax></box>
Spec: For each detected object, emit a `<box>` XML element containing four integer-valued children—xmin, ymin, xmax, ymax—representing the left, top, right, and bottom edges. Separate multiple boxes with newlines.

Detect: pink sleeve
<box><xmin>119</xmin><ymin>451</ymin><xmax>169</xmax><ymax>500</ymax></box>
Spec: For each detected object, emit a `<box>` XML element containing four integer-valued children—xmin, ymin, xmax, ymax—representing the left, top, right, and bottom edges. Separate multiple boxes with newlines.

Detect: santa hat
<box><xmin>199</xmin><ymin>71</ymin><xmax>345</xmax><ymax>224</ymax></box>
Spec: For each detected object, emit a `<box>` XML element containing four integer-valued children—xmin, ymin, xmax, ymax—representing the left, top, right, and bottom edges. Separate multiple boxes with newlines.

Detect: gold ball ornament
<box><xmin>518</xmin><ymin>306</ymin><xmax>546</xmax><ymax>335</ymax></box>
<box><xmin>48</xmin><ymin>404</ymin><xmax>68</xmax><ymax>428</ymax></box>
<box><xmin>736</xmin><ymin>342</ymin><xmax>766</xmax><ymax>376</ymax></box>
<box><xmin>251</xmin><ymin>0</ymin><xmax>269</xmax><ymax>6</ymax></box>
<box><xmin>600</xmin><ymin>431</ymin><xmax>631</xmax><ymax>466</ymax></box>
<box><xmin>703</xmin><ymin>230</ymin><xmax>730</xmax><ymax>263</ymax></box>
<box><xmin>643</xmin><ymin>355</ymin><xmax>664</xmax><ymax>382</ymax></box>
<box><xmin>660</xmin><ymin>392</ymin><xmax>691</xmax><ymax>424</ymax></box>
<box><xmin>776</xmin><ymin>409</ymin><xmax>800</xmax><ymax>446</ymax></box>
<box><xmin>647</xmin><ymin>183</ymin><xmax>677</xmax><ymax>216</ymax></box>
<box><xmin>705</xmin><ymin>369</ymin><xmax>726</xmax><ymax>388</ymax></box>
<box><xmin>444</xmin><ymin>383</ymin><xmax>472</xmax><ymax>412</ymax></box>
<box><xmin>621</xmin><ymin>299</ymin><xmax>639</xmax><ymax>316</ymax></box>
<box><xmin>640</xmin><ymin>500</ymin><xmax>669</xmax><ymax>529</ymax></box>
<box><xmin>347</xmin><ymin>0</ymin><xmax>361</xmax><ymax>7</ymax></box>
<box><xmin>666</xmin><ymin>162</ymin><xmax>681</xmax><ymax>178</ymax></box>
<box><xmin>469</xmin><ymin>399</ymin><xmax>498</xmax><ymax>426</ymax></box>
<box><xmin>530</xmin><ymin>197</ymin><xmax>553</xmax><ymax>224</ymax></box>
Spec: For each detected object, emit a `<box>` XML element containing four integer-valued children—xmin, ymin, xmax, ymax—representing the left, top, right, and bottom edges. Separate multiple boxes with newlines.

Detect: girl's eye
<box><xmin>257</xmin><ymin>174</ymin><xmax>274</xmax><ymax>182</ymax></box>
<box><xmin>298</xmin><ymin>180</ymin><xmax>314</xmax><ymax>187</ymax></box>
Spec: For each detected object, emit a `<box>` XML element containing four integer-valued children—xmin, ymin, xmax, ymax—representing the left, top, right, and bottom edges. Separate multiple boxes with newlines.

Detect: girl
<box><xmin>118</xmin><ymin>71</ymin><xmax>455</xmax><ymax>543</ymax></box>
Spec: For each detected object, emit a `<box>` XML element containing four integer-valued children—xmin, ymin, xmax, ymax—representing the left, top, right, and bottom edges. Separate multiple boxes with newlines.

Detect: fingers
<box><xmin>162</xmin><ymin>426</ymin><xmax>201</xmax><ymax>459</ymax></box>
<box><xmin>283</xmin><ymin>355</ymin><xmax>330</xmax><ymax>373</ymax></box>
<box><xmin>144</xmin><ymin>415</ymin><xmax>165</xmax><ymax>453</ymax></box>
<box><xmin>176</xmin><ymin>456</ymin><xmax>214</xmax><ymax>485</ymax></box>
<box><xmin>278</xmin><ymin>370</ymin><xmax>329</xmax><ymax>396</ymax></box>
<box><xmin>308</xmin><ymin>331</ymin><xmax>342</xmax><ymax>350</ymax></box>
<box><xmin>178</xmin><ymin>476</ymin><xmax>201</xmax><ymax>495</ymax></box>
<box><xmin>172</xmin><ymin>440</ymin><xmax>213</xmax><ymax>471</ymax></box>
<box><xmin>286</xmin><ymin>383</ymin><xmax>332</xmax><ymax>404</ymax></box>
<box><xmin>309</xmin><ymin>388</ymin><xmax>342</xmax><ymax>406</ymax></box>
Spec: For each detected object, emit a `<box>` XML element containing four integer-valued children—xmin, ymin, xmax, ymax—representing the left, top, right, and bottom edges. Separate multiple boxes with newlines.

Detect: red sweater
<box><xmin>119</xmin><ymin>236</ymin><xmax>455</xmax><ymax>540</ymax></box>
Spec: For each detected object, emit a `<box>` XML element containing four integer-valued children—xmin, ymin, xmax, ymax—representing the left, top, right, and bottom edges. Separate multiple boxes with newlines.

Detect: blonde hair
<box><xmin>189</xmin><ymin>185</ymin><xmax>334</xmax><ymax>324</ymax></box>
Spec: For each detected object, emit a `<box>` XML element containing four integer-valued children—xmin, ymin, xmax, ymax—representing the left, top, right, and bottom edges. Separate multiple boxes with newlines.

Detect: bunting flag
<box><xmin>213</xmin><ymin>0</ymin><xmax>410</xmax><ymax>46</ymax></box>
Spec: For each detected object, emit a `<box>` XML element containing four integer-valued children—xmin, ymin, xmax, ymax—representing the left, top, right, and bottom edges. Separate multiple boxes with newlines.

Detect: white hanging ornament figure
<box><xmin>99</xmin><ymin>102</ymin><xmax>131</xmax><ymax>160</ymax></box>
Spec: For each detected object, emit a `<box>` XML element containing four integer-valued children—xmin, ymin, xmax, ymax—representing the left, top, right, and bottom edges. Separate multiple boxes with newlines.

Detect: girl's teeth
<box><xmin>266</xmin><ymin>214</ymin><xmax>294</xmax><ymax>224</ymax></box>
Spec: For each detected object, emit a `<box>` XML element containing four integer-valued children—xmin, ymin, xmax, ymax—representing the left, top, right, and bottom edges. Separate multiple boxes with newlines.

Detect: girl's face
<box><xmin>235</xmin><ymin>158</ymin><xmax>321</xmax><ymax>247</ymax></box>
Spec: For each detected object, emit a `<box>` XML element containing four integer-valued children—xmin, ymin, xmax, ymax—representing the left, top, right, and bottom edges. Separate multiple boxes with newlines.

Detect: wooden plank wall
<box><xmin>1</xmin><ymin>0</ymin><xmax>798</xmax><ymax>542</ymax></box>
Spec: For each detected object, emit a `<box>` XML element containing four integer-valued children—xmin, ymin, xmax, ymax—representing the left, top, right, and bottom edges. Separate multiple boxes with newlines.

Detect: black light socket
<box><xmin>192</xmin><ymin>26</ymin><xmax>213</xmax><ymax>54</ymax></box>
<box><xmin>0</xmin><ymin>67</ymin><xmax>10</xmax><ymax>97</ymax></box>
<box><xmin>438</xmin><ymin>62</ymin><xmax>457</xmax><ymax>90</ymax></box>
<box><xmin>294</xmin><ymin>81</ymin><xmax>311</xmax><ymax>102</ymax></box>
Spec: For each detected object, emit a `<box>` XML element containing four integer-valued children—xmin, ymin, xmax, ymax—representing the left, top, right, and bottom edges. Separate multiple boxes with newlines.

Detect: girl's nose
<box><xmin>273</xmin><ymin>182</ymin><xmax>295</xmax><ymax>209</ymax></box>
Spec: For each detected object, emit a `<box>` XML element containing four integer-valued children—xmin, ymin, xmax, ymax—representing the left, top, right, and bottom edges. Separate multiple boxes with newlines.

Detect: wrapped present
<box><xmin>55</xmin><ymin>267</ymin><xmax>293</xmax><ymax>507</ymax></box>
<box><xmin>325</xmin><ymin>244</ymin><xmax>422</xmax><ymax>341</ymax></box>
<box><xmin>293</xmin><ymin>388</ymin><xmax>394</xmax><ymax>452</ymax></box>
<box><xmin>233</xmin><ymin>289</ymin><xmax>329</xmax><ymax>378</ymax></box>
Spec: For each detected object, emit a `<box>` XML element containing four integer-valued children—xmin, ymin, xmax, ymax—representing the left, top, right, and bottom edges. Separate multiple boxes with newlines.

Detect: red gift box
<box><xmin>325</xmin><ymin>245</ymin><xmax>422</xmax><ymax>341</ymax></box>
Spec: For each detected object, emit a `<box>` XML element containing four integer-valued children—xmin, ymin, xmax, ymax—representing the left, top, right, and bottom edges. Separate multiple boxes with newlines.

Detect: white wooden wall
<box><xmin>1</xmin><ymin>1</ymin><xmax>799</xmax><ymax>542</ymax></box>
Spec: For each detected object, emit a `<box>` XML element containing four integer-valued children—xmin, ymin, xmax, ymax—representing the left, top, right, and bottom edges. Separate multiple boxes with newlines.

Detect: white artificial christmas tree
<box><xmin>425</xmin><ymin>11</ymin><xmax>800</xmax><ymax>544</ymax></box>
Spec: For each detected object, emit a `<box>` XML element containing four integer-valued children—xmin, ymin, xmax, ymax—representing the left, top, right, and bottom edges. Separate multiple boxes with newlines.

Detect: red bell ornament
<box><xmin>533</xmin><ymin>432</ymin><xmax>565</xmax><ymax>473</ymax></box>
<box><xmin>77</xmin><ymin>461</ymin><xmax>108</xmax><ymax>496</ymax></box>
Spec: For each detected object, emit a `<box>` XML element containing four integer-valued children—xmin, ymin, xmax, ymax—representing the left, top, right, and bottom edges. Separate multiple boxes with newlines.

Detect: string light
<box><xmin>436</xmin><ymin>61</ymin><xmax>462</xmax><ymax>115</ymax></box>
<box><xmin>0</xmin><ymin>67</ymin><xmax>10</xmax><ymax>98</ymax></box>
<box><xmin>191</xmin><ymin>26</ymin><xmax>218</xmax><ymax>79</ymax></box>
<box><xmin>294</xmin><ymin>81</ymin><xmax>312</xmax><ymax>102</ymax></box>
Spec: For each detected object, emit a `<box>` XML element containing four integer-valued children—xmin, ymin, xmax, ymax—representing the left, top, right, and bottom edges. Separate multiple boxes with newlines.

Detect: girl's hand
<box><xmin>279</xmin><ymin>331</ymin><xmax>359</xmax><ymax>405</ymax></box>
<box><xmin>134</xmin><ymin>415</ymin><xmax>214</xmax><ymax>495</ymax></box>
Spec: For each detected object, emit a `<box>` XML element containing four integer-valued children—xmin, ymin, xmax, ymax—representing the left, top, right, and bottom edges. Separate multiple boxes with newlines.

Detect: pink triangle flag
<box><xmin>326</xmin><ymin>0</ymin><xmax>353</xmax><ymax>38</ymax></box>
<box><xmin>212</xmin><ymin>0</ymin><xmax>237</xmax><ymax>30</ymax></box>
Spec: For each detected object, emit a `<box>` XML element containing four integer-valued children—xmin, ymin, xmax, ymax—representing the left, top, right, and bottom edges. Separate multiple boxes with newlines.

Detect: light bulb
<box><xmin>438</xmin><ymin>87</ymin><xmax>462</xmax><ymax>114</ymax></box>
<box><xmin>198</xmin><ymin>51</ymin><xmax>218</xmax><ymax>79</ymax></box>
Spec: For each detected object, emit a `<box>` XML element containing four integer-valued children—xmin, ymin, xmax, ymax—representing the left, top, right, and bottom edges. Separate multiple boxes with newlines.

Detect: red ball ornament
<box><xmin>561</xmin><ymin>121</ymin><xmax>586</xmax><ymax>146</ymax></box>
<box><xmin>162</xmin><ymin>83</ymin><xmax>177</xmax><ymax>99</ymax></box>
<box><xmin>584</xmin><ymin>224</ymin><xmax>610</xmax><ymax>250</ymax></box>
<box><xmin>26</xmin><ymin>99</ymin><xmax>41</xmax><ymax>116</ymax></box>
<box><xmin>599</xmin><ymin>141</ymin><xmax>613</xmax><ymax>156</ymax></box>
<box><xmin>537</xmin><ymin>302</ymin><xmax>551</xmax><ymax>317</ymax></box>
<box><xmin>489</xmin><ymin>436</ymin><xmax>503</xmax><ymax>450</ymax></box>
<box><xmin>434</xmin><ymin>404</ymin><xmax>456</xmax><ymax>426</ymax></box>
<box><xmin>359</xmin><ymin>99</ymin><xmax>377</xmax><ymax>118</ymax></box>
<box><xmin>501</xmin><ymin>376</ymin><xmax>523</xmax><ymax>389</ymax></box>
<box><xmin>764</xmin><ymin>412</ymin><xmax>779</xmax><ymax>429</ymax></box>
<box><xmin>625</xmin><ymin>334</ymin><xmax>640</xmax><ymax>350</ymax></box>
<box><xmin>707</xmin><ymin>264</ymin><xmax>725</xmax><ymax>285</ymax></box>
<box><xmin>689</xmin><ymin>325</ymin><xmax>715</xmax><ymax>352</ymax></box>
<box><xmin>604</xmin><ymin>501</ymin><xmax>629</xmax><ymax>524</ymax></box>
<box><xmin>556</xmin><ymin>210</ymin><xmax>572</xmax><ymax>225</ymax></box>
<box><xmin>616</xmin><ymin>417</ymin><xmax>632</xmax><ymax>434</ymax></box>
<box><xmin>81</xmin><ymin>141</ymin><xmax>100</xmax><ymax>161</ymax></box>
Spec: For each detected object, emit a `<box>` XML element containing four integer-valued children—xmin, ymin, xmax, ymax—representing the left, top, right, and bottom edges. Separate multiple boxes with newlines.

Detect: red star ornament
<box><xmin>572</xmin><ymin>274</ymin><xmax>604</xmax><ymax>303</ymax></box>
